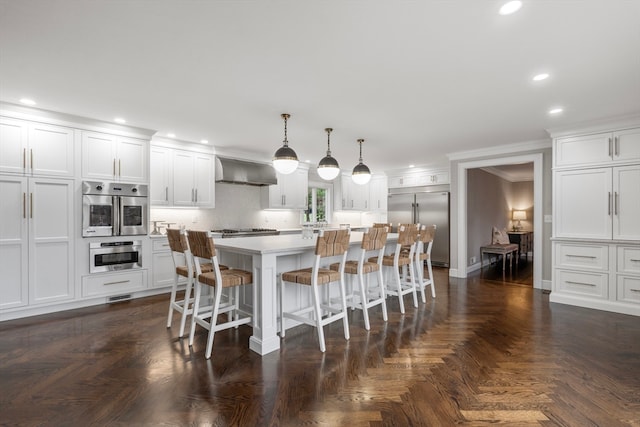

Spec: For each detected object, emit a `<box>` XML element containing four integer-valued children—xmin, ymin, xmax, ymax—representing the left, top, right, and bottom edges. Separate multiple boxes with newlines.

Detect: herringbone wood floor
<box><xmin>1</xmin><ymin>267</ymin><xmax>639</xmax><ymax>426</ymax></box>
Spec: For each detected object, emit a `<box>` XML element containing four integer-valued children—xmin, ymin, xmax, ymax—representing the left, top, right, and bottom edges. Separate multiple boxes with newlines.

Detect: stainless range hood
<box><xmin>215</xmin><ymin>156</ymin><xmax>277</xmax><ymax>186</ymax></box>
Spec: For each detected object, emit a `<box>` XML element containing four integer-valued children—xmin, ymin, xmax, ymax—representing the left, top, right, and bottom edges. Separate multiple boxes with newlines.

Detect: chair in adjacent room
<box><xmin>165</xmin><ymin>228</ymin><xmax>223</xmax><ymax>337</ymax></box>
<box><xmin>369</xmin><ymin>223</ymin><xmax>419</xmax><ymax>314</ymax></box>
<box><xmin>186</xmin><ymin>230</ymin><xmax>253</xmax><ymax>359</ymax></box>
<box><xmin>279</xmin><ymin>229</ymin><xmax>351</xmax><ymax>352</ymax></box>
<box><xmin>330</xmin><ymin>226</ymin><xmax>389</xmax><ymax>330</ymax></box>
<box><xmin>414</xmin><ymin>224</ymin><xmax>437</xmax><ymax>302</ymax></box>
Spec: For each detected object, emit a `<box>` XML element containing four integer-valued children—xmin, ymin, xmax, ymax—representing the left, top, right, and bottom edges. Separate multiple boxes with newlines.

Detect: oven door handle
<box><xmin>113</xmin><ymin>196</ymin><xmax>120</xmax><ymax>236</ymax></box>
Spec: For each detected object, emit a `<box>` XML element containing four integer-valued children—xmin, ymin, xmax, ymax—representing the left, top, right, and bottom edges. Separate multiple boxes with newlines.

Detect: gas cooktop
<box><xmin>211</xmin><ymin>228</ymin><xmax>280</xmax><ymax>238</ymax></box>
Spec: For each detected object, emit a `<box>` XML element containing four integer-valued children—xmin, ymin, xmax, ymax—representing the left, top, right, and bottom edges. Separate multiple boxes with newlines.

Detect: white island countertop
<box><xmin>211</xmin><ymin>231</ymin><xmax>399</xmax><ymax>356</ymax></box>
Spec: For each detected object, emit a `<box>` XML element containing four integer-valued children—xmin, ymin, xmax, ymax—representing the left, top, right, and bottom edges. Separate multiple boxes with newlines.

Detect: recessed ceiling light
<box><xmin>549</xmin><ymin>107</ymin><xmax>563</xmax><ymax>115</ymax></box>
<box><xmin>20</xmin><ymin>98</ymin><xmax>36</xmax><ymax>106</ymax></box>
<box><xmin>533</xmin><ymin>73</ymin><xmax>549</xmax><ymax>81</ymax></box>
<box><xmin>114</xmin><ymin>117</ymin><xmax>126</xmax><ymax>124</ymax></box>
<box><xmin>499</xmin><ymin>1</ymin><xmax>522</xmax><ymax>15</ymax></box>
<box><xmin>200</xmin><ymin>139</ymin><xmax>209</xmax><ymax>144</ymax></box>
<box><xmin>167</xmin><ymin>133</ymin><xmax>176</xmax><ymax>138</ymax></box>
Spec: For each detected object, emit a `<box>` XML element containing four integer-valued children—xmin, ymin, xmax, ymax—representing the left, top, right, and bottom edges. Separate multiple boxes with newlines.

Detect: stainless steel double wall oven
<box><xmin>82</xmin><ymin>181</ymin><xmax>148</xmax><ymax>237</ymax></box>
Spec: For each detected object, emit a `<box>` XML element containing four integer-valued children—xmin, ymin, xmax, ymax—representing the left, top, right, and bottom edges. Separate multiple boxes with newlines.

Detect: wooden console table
<box><xmin>508</xmin><ymin>231</ymin><xmax>533</xmax><ymax>259</ymax></box>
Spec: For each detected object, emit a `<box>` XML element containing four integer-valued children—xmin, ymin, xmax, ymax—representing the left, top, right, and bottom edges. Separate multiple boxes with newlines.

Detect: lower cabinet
<box><xmin>552</xmin><ymin>242</ymin><xmax>640</xmax><ymax>315</ymax></box>
<box><xmin>82</xmin><ymin>270</ymin><xmax>147</xmax><ymax>298</ymax></box>
<box><xmin>151</xmin><ymin>237</ymin><xmax>185</xmax><ymax>288</ymax></box>
<box><xmin>0</xmin><ymin>176</ymin><xmax>75</xmax><ymax>310</ymax></box>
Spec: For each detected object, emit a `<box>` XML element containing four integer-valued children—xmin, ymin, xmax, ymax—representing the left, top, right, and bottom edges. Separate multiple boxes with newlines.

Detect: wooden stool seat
<box><xmin>331</xmin><ymin>260</ymin><xmax>379</xmax><ymax>275</ymax></box>
<box><xmin>282</xmin><ymin>268</ymin><xmax>341</xmax><ymax>285</ymax></box>
<box><xmin>198</xmin><ymin>269</ymin><xmax>252</xmax><ymax>288</ymax></box>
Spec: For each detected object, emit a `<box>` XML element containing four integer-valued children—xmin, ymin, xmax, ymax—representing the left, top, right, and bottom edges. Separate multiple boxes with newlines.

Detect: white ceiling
<box><xmin>1</xmin><ymin>1</ymin><xmax>639</xmax><ymax>173</ymax></box>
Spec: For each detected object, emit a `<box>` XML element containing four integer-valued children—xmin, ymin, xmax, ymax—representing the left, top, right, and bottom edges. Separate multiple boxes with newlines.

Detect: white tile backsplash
<box><xmin>150</xmin><ymin>183</ymin><xmax>387</xmax><ymax>231</ymax></box>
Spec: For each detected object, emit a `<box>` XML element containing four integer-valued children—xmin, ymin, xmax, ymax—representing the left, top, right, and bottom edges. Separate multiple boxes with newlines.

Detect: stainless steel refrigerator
<box><xmin>387</xmin><ymin>186</ymin><xmax>450</xmax><ymax>267</ymax></box>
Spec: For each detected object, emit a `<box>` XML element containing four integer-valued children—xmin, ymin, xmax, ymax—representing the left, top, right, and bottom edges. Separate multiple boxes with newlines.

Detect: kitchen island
<box><xmin>213</xmin><ymin>231</ymin><xmax>399</xmax><ymax>355</ymax></box>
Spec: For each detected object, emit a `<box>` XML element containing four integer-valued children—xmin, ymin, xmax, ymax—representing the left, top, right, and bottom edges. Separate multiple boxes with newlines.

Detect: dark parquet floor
<box><xmin>1</xmin><ymin>266</ymin><xmax>639</xmax><ymax>426</ymax></box>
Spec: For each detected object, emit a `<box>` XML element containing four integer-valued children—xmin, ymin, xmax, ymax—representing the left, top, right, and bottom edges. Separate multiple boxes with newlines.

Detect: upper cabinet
<box><xmin>554</xmin><ymin>128</ymin><xmax>640</xmax><ymax>168</ymax></box>
<box><xmin>387</xmin><ymin>168</ymin><xmax>449</xmax><ymax>189</ymax></box>
<box><xmin>369</xmin><ymin>175</ymin><xmax>388</xmax><ymax>212</ymax></box>
<box><xmin>261</xmin><ymin>167</ymin><xmax>308</xmax><ymax>210</ymax></box>
<box><xmin>82</xmin><ymin>131</ymin><xmax>148</xmax><ymax>183</ymax></box>
<box><xmin>0</xmin><ymin>117</ymin><xmax>75</xmax><ymax>177</ymax></box>
<box><xmin>337</xmin><ymin>173</ymin><xmax>370</xmax><ymax>211</ymax></box>
<box><xmin>149</xmin><ymin>144</ymin><xmax>215</xmax><ymax>208</ymax></box>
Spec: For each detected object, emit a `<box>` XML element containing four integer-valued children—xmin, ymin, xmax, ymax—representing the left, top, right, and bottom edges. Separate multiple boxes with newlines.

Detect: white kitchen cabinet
<box><xmin>0</xmin><ymin>175</ymin><xmax>74</xmax><ymax>310</ymax></box>
<box><xmin>387</xmin><ymin>168</ymin><xmax>449</xmax><ymax>189</ymax></box>
<box><xmin>369</xmin><ymin>175</ymin><xmax>388</xmax><ymax>212</ymax></box>
<box><xmin>554</xmin><ymin>127</ymin><xmax>640</xmax><ymax>168</ymax></box>
<box><xmin>551</xmin><ymin>121</ymin><xmax>640</xmax><ymax>316</ymax></box>
<box><xmin>82</xmin><ymin>270</ymin><xmax>146</xmax><ymax>298</ymax></box>
<box><xmin>261</xmin><ymin>168</ymin><xmax>308</xmax><ymax>209</ymax></box>
<box><xmin>172</xmin><ymin>150</ymin><xmax>215</xmax><ymax>208</ymax></box>
<box><xmin>150</xmin><ymin>146</ymin><xmax>172</xmax><ymax>206</ymax></box>
<box><xmin>554</xmin><ymin>165</ymin><xmax>640</xmax><ymax>241</ymax></box>
<box><xmin>336</xmin><ymin>173</ymin><xmax>370</xmax><ymax>211</ymax></box>
<box><xmin>151</xmin><ymin>237</ymin><xmax>186</xmax><ymax>288</ymax></box>
<box><xmin>82</xmin><ymin>131</ymin><xmax>148</xmax><ymax>183</ymax></box>
<box><xmin>0</xmin><ymin>116</ymin><xmax>75</xmax><ymax>177</ymax></box>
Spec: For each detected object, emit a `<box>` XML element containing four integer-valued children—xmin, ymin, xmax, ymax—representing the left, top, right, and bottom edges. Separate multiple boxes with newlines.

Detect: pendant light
<box><xmin>351</xmin><ymin>138</ymin><xmax>371</xmax><ymax>185</ymax></box>
<box><xmin>272</xmin><ymin>113</ymin><xmax>299</xmax><ymax>174</ymax></box>
<box><xmin>317</xmin><ymin>128</ymin><xmax>340</xmax><ymax>181</ymax></box>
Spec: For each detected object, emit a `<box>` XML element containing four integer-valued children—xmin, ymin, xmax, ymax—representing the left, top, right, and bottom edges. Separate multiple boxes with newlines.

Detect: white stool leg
<box><xmin>378</xmin><ymin>268</ymin><xmax>388</xmax><ymax>322</ymax></box>
<box><xmin>311</xmin><ymin>282</ymin><xmax>326</xmax><ymax>352</ymax></box>
<box><xmin>178</xmin><ymin>277</ymin><xmax>193</xmax><ymax>337</ymax></box>
<box><xmin>358</xmin><ymin>271</ymin><xmax>370</xmax><ymax>330</ymax></box>
<box><xmin>189</xmin><ymin>281</ymin><xmax>203</xmax><ymax>347</ymax></box>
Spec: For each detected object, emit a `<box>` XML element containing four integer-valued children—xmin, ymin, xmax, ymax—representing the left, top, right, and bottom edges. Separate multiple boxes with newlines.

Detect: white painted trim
<box><xmin>480</xmin><ymin>166</ymin><xmax>533</xmax><ymax>182</ymax></box>
<box><xmin>547</xmin><ymin>113</ymin><xmax>640</xmax><ymax>138</ymax></box>
<box><xmin>454</xmin><ymin>153</ymin><xmax>544</xmax><ymax>289</ymax></box>
<box><xmin>542</xmin><ymin>279</ymin><xmax>552</xmax><ymax>291</ymax></box>
<box><xmin>549</xmin><ymin>293</ymin><xmax>640</xmax><ymax>317</ymax></box>
<box><xmin>447</xmin><ymin>139</ymin><xmax>551</xmax><ymax>161</ymax></box>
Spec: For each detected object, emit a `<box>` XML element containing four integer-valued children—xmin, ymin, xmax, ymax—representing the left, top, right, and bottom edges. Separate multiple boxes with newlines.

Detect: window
<box><xmin>304</xmin><ymin>184</ymin><xmax>331</xmax><ymax>224</ymax></box>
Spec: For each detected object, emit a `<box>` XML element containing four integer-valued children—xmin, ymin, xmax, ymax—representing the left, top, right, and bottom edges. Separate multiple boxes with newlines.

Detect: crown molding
<box><xmin>447</xmin><ymin>139</ymin><xmax>551</xmax><ymax>161</ymax></box>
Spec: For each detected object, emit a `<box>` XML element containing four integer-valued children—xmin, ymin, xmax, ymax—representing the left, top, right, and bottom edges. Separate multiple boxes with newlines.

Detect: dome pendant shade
<box><xmin>351</xmin><ymin>138</ymin><xmax>371</xmax><ymax>185</ymax></box>
<box><xmin>317</xmin><ymin>127</ymin><xmax>340</xmax><ymax>180</ymax></box>
<box><xmin>272</xmin><ymin>113</ymin><xmax>299</xmax><ymax>174</ymax></box>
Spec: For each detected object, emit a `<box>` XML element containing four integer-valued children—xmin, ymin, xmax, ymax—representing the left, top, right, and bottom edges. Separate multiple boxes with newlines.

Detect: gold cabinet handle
<box><xmin>30</xmin><ymin>193</ymin><xmax>33</xmax><ymax>219</ymax></box>
<box><xmin>23</xmin><ymin>192</ymin><xmax>26</xmax><ymax>218</ymax></box>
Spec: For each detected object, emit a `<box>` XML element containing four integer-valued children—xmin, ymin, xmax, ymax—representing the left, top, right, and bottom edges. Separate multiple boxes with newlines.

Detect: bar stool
<box><xmin>187</xmin><ymin>230</ymin><xmax>252</xmax><ymax>359</ymax></box>
<box><xmin>369</xmin><ymin>223</ymin><xmax>418</xmax><ymax>314</ymax></box>
<box><xmin>279</xmin><ymin>229</ymin><xmax>351</xmax><ymax>352</ymax></box>
<box><xmin>165</xmin><ymin>228</ymin><xmax>224</xmax><ymax>337</ymax></box>
<box><xmin>330</xmin><ymin>226</ymin><xmax>389</xmax><ymax>330</ymax></box>
<box><xmin>414</xmin><ymin>224</ymin><xmax>437</xmax><ymax>303</ymax></box>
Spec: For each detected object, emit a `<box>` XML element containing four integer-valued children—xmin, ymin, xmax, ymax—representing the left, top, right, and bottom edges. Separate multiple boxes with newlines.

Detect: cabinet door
<box><xmin>28</xmin><ymin>178</ymin><xmax>74</xmax><ymax>304</ymax></box>
<box><xmin>555</xmin><ymin>132</ymin><xmax>611</xmax><ymax>168</ymax></box>
<box><xmin>82</xmin><ymin>131</ymin><xmax>117</xmax><ymax>180</ymax></box>
<box><xmin>193</xmin><ymin>153</ymin><xmax>214</xmax><ymax>207</ymax></box>
<box><xmin>0</xmin><ymin>117</ymin><xmax>28</xmax><ymax>174</ymax></box>
<box><xmin>283</xmin><ymin>168</ymin><xmax>308</xmax><ymax>209</ymax></box>
<box><xmin>117</xmin><ymin>137</ymin><xmax>148</xmax><ymax>183</ymax></box>
<box><xmin>29</xmin><ymin>123</ymin><xmax>75</xmax><ymax>177</ymax></box>
<box><xmin>613</xmin><ymin>165</ymin><xmax>640</xmax><ymax>240</ymax></box>
<box><xmin>172</xmin><ymin>150</ymin><xmax>196</xmax><ymax>206</ymax></box>
<box><xmin>614</xmin><ymin>128</ymin><xmax>640</xmax><ymax>163</ymax></box>
<box><xmin>369</xmin><ymin>176</ymin><xmax>388</xmax><ymax>212</ymax></box>
<box><xmin>150</xmin><ymin>146</ymin><xmax>171</xmax><ymax>206</ymax></box>
<box><xmin>0</xmin><ymin>176</ymin><xmax>29</xmax><ymax>309</ymax></box>
<box><xmin>152</xmin><ymin>251</ymin><xmax>180</xmax><ymax>288</ymax></box>
<box><xmin>554</xmin><ymin>168</ymin><xmax>612</xmax><ymax>239</ymax></box>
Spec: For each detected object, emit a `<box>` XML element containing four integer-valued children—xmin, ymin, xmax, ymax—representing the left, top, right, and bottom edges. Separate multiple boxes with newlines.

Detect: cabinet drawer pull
<box><xmin>23</xmin><ymin>148</ymin><xmax>26</xmax><ymax>169</ymax></box>
<box><xmin>567</xmin><ymin>254</ymin><xmax>597</xmax><ymax>259</ymax></box>
<box><xmin>194</xmin><ymin>188</ymin><xmax>198</xmax><ymax>202</ymax></box>
<box><xmin>104</xmin><ymin>280</ymin><xmax>130</xmax><ymax>286</ymax></box>
<box><xmin>113</xmin><ymin>158</ymin><xmax>116</xmax><ymax>176</ymax></box>
<box><xmin>30</xmin><ymin>193</ymin><xmax>33</xmax><ymax>219</ymax></box>
<box><xmin>566</xmin><ymin>280</ymin><xmax>596</xmax><ymax>287</ymax></box>
<box><xmin>630</xmin><ymin>259</ymin><xmax>640</xmax><ymax>262</ymax></box>
<box><xmin>162</xmin><ymin>244</ymin><xmax>170</xmax><ymax>247</ymax></box>
<box><xmin>630</xmin><ymin>289</ymin><xmax>640</xmax><ymax>293</ymax></box>
<box><xmin>30</xmin><ymin>149</ymin><xmax>34</xmax><ymax>170</ymax></box>
<box><xmin>23</xmin><ymin>192</ymin><xmax>26</xmax><ymax>218</ymax></box>
<box><xmin>614</xmin><ymin>192</ymin><xmax>619</xmax><ymax>216</ymax></box>
<box><xmin>608</xmin><ymin>192</ymin><xmax>612</xmax><ymax>215</ymax></box>
<box><xmin>614</xmin><ymin>136</ymin><xmax>619</xmax><ymax>156</ymax></box>
<box><xmin>608</xmin><ymin>137</ymin><xmax>613</xmax><ymax>157</ymax></box>
<box><xmin>165</xmin><ymin>187</ymin><xmax>168</xmax><ymax>202</ymax></box>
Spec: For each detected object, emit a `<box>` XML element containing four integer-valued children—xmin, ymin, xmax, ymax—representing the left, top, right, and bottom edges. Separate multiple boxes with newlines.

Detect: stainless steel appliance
<box><xmin>82</xmin><ymin>181</ymin><xmax>148</xmax><ymax>237</ymax></box>
<box><xmin>89</xmin><ymin>240</ymin><xmax>142</xmax><ymax>273</ymax></box>
<box><xmin>387</xmin><ymin>185</ymin><xmax>450</xmax><ymax>267</ymax></box>
<box><xmin>211</xmin><ymin>228</ymin><xmax>280</xmax><ymax>238</ymax></box>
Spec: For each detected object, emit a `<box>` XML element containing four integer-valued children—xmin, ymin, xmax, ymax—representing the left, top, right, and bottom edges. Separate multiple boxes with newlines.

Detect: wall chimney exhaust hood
<box><xmin>215</xmin><ymin>156</ymin><xmax>277</xmax><ymax>186</ymax></box>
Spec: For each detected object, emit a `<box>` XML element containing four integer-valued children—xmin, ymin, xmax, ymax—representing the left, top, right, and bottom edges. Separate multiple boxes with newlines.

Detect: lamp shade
<box><xmin>512</xmin><ymin>210</ymin><xmax>527</xmax><ymax>220</ymax></box>
<box><xmin>351</xmin><ymin>138</ymin><xmax>371</xmax><ymax>185</ymax></box>
<box><xmin>317</xmin><ymin>127</ymin><xmax>340</xmax><ymax>180</ymax></box>
<box><xmin>272</xmin><ymin>113</ymin><xmax>299</xmax><ymax>175</ymax></box>
<box><xmin>273</xmin><ymin>145</ymin><xmax>299</xmax><ymax>174</ymax></box>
